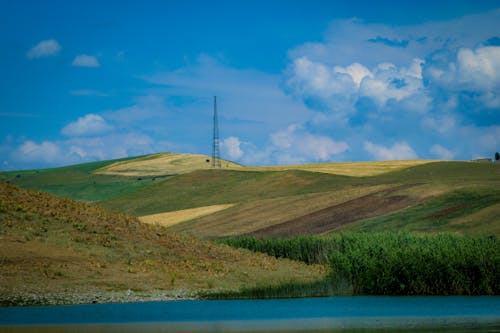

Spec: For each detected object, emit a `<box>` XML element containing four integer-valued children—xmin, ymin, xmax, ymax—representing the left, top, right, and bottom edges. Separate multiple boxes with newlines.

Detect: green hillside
<box><xmin>100</xmin><ymin>169</ymin><xmax>358</xmax><ymax>216</ymax></box>
<box><xmin>2</xmin><ymin>154</ymin><xmax>499</xmax><ymax>237</ymax></box>
<box><xmin>340</xmin><ymin>187</ymin><xmax>500</xmax><ymax>236</ymax></box>
<box><xmin>0</xmin><ymin>157</ymin><xmax>155</xmax><ymax>202</ymax></box>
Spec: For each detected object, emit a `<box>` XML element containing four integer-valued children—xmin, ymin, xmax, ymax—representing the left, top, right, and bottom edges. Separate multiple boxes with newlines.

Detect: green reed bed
<box><xmin>220</xmin><ymin>233</ymin><xmax>499</xmax><ymax>296</ymax></box>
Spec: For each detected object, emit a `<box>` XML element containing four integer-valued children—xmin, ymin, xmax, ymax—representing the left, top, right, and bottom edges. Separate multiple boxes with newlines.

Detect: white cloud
<box><xmin>61</xmin><ymin>114</ymin><xmax>112</xmax><ymax>137</ymax></box>
<box><xmin>457</xmin><ymin>47</ymin><xmax>500</xmax><ymax>86</ymax></box>
<box><xmin>27</xmin><ymin>39</ymin><xmax>61</xmax><ymax>59</ymax></box>
<box><xmin>290</xmin><ymin>10</ymin><xmax>500</xmax><ymax>69</ymax></box>
<box><xmin>72</xmin><ymin>54</ymin><xmax>100</xmax><ymax>67</ymax></box>
<box><xmin>287</xmin><ymin>56</ymin><xmax>430</xmax><ymax>116</ymax></box>
<box><xmin>424</xmin><ymin>46</ymin><xmax>500</xmax><ymax>109</ymax></box>
<box><xmin>9</xmin><ymin>131</ymin><xmax>171</xmax><ymax>169</ymax></box>
<box><xmin>426</xmin><ymin>46</ymin><xmax>500</xmax><ymax>91</ymax></box>
<box><xmin>333</xmin><ymin>62</ymin><xmax>372</xmax><ymax>86</ymax></box>
<box><xmin>430</xmin><ymin>144</ymin><xmax>455</xmax><ymax>160</ymax></box>
<box><xmin>364</xmin><ymin>141</ymin><xmax>417</xmax><ymax>160</ymax></box>
<box><xmin>267</xmin><ymin>125</ymin><xmax>349</xmax><ymax>164</ymax></box>
<box><xmin>287</xmin><ymin>56</ymin><xmax>358</xmax><ymax>99</ymax></box>
<box><xmin>221</xmin><ymin>136</ymin><xmax>243</xmax><ymax>160</ymax></box>
<box><xmin>359</xmin><ymin>59</ymin><xmax>426</xmax><ymax>105</ymax></box>
<box><xmin>422</xmin><ymin>115</ymin><xmax>457</xmax><ymax>134</ymax></box>
<box><xmin>13</xmin><ymin>141</ymin><xmax>61</xmax><ymax>163</ymax></box>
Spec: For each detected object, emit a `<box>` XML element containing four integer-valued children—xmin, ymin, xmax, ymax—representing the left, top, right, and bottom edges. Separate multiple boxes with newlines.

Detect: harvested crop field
<box><xmin>139</xmin><ymin>204</ymin><xmax>235</xmax><ymax>228</ymax></box>
<box><xmin>246</xmin><ymin>160</ymin><xmax>437</xmax><ymax>177</ymax></box>
<box><xmin>250</xmin><ymin>184</ymin><xmax>422</xmax><ymax>237</ymax></box>
<box><xmin>169</xmin><ymin>185</ymin><xmax>391</xmax><ymax>238</ymax></box>
<box><xmin>94</xmin><ymin>153</ymin><xmax>241</xmax><ymax>177</ymax></box>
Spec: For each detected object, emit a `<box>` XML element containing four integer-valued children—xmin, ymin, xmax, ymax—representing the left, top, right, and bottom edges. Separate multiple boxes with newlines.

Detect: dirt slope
<box><xmin>250</xmin><ymin>184</ymin><xmax>422</xmax><ymax>237</ymax></box>
<box><xmin>0</xmin><ymin>182</ymin><xmax>325</xmax><ymax>305</ymax></box>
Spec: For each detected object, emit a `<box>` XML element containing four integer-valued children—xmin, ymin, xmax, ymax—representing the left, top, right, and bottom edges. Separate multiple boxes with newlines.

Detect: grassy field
<box><xmin>95</xmin><ymin>152</ymin><xmax>242</xmax><ymax>176</ymax></box>
<box><xmin>101</xmin><ymin>161</ymin><xmax>499</xmax><ymax>237</ymax></box>
<box><xmin>245</xmin><ymin>160</ymin><xmax>437</xmax><ymax>176</ymax></box>
<box><xmin>168</xmin><ymin>185</ymin><xmax>391</xmax><ymax>238</ymax></box>
<box><xmin>2</xmin><ymin>153</ymin><xmax>499</xmax><ymax>237</ymax></box>
<box><xmin>100</xmin><ymin>169</ymin><xmax>359</xmax><ymax>216</ymax></box>
<box><xmin>94</xmin><ymin>153</ymin><xmax>435</xmax><ymax>177</ymax></box>
<box><xmin>1</xmin><ymin>153</ymin><xmax>499</xmax><ymax>301</ymax></box>
<box><xmin>0</xmin><ymin>157</ymin><xmax>156</xmax><ymax>202</ymax></box>
<box><xmin>0</xmin><ymin>182</ymin><xmax>325</xmax><ymax>305</ymax></box>
<box><xmin>340</xmin><ymin>187</ymin><xmax>500</xmax><ymax>236</ymax></box>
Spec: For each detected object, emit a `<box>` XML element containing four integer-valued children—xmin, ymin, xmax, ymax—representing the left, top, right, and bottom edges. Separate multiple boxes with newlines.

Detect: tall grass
<box><xmin>220</xmin><ymin>233</ymin><xmax>499</xmax><ymax>295</ymax></box>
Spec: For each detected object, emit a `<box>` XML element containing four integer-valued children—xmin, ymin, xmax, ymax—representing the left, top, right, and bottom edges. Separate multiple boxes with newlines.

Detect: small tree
<box><xmin>495</xmin><ymin>152</ymin><xmax>500</xmax><ymax>161</ymax></box>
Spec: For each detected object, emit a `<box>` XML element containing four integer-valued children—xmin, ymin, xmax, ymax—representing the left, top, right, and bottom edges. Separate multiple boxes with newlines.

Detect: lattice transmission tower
<box><xmin>212</xmin><ymin>96</ymin><xmax>221</xmax><ymax>168</ymax></box>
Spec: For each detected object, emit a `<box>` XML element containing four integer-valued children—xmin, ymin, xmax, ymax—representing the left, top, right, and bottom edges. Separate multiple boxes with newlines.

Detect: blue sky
<box><xmin>1</xmin><ymin>0</ymin><xmax>499</xmax><ymax>170</ymax></box>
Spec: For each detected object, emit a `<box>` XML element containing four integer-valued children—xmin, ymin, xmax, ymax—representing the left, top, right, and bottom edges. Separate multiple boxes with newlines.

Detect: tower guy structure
<box><xmin>212</xmin><ymin>96</ymin><xmax>221</xmax><ymax>168</ymax></box>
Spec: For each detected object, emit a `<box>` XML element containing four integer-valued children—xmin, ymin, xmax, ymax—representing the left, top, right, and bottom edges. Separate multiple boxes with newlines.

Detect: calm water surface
<box><xmin>0</xmin><ymin>296</ymin><xmax>499</xmax><ymax>332</ymax></box>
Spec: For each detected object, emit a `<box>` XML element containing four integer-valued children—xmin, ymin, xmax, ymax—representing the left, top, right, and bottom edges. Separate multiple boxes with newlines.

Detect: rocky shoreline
<box><xmin>0</xmin><ymin>289</ymin><xmax>197</xmax><ymax>307</ymax></box>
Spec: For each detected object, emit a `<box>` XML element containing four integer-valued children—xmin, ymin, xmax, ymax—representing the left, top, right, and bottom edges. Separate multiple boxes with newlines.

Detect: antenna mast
<box><xmin>212</xmin><ymin>96</ymin><xmax>221</xmax><ymax>168</ymax></box>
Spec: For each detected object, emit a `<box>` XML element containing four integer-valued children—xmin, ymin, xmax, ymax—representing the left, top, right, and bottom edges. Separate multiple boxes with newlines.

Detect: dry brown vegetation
<box><xmin>94</xmin><ymin>152</ymin><xmax>437</xmax><ymax>178</ymax></box>
<box><xmin>0</xmin><ymin>182</ymin><xmax>325</xmax><ymax>304</ymax></box>
<box><xmin>94</xmin><ymin>153</ymin><xmax>242</xmax><ymax>176</ymax></box>
<box><xmin>240</xmin><ymin>160</ymin><xmax>437</xmax><ymax>176</ymax></box>
<box><xmin>139</xmin><ymin>204</ymin><xmax>235</xmax><ymax>228</ymax></box>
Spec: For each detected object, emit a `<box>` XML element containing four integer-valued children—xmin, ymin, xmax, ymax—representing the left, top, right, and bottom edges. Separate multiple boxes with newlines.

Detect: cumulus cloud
<box><xmin>430</xmin><ymin>144</ymin><xmax>455</xmax><ymax>160</ymax></box>
<box><xmin>9</xmin><ymin>132</ymin><xmax>173</xmax><ymax>170</ymax></box>
<box><xmin>286</xmin><ymin>56</ymin><xmax>430</xmax><ymax>119</ymax></box>
<box><xmin>333</xmin><ymin>62</ymin><xmax>372</xmax><ymax>86</ymax></box>
<box><xmin>13</xmin><ymin>141</ymin><xmax>61</xmax><ymax>163</ymax></box>
<box><xmin>283</xmin><ymin>11</ymin><xmax>499</xmax><ymax>163</ymax></box>
<box><xmin>27</xmin><ymin>39</ymin><xmax>61</xmax><ymax>59</ymax></box>
<box><xmin>287</xmin><ymin>57</ymin><xmax>358</xmax><ymax>99</ymax></box>
<box><xmin>61</xmin><ymin>114</ymin><xmax>112</xmax><ymax>137</ymax></box>
<box><xmin>265</xmin><ymin>125</ymin><xmax>349</xmax><ymax>164</ymax></box>
<box><xmin>364</xmin><ymin>141</ymin><xmax>417</xmax><ymax>160</ymax></box>
<box><xmin>424</xmin><ymin>46</ymin><xmax>500</xmax><ymax>108</ymax></box>
<box><xmin>72</xmin><ymin>54</ymin><xmax>100</xmax><ymax>67</ymax></box>
<box><xmin>221</xmin><ymin>136</ymin><xmax>244</xmax><ymax>160</ymax></box>
<box><xmin>290</xmin><ymin>10</ymin><xmax>500</xmax><ymax>68</ymax></box>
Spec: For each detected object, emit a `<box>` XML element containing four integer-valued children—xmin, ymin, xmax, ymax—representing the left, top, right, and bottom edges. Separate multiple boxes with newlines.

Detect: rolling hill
<box><xmin>0</xmin><ymin>182</ymin><xmax>325</xmax><ymax>305</ymax></box>
<box><xmin>94</xmin><ymin>152</ymin><xmax>242</xmax><ymax>176</ymax></box>
<box><xmin>2</xmin><ymin>153</ymin><xmax>499</xmax><ymax>238</ymax></box>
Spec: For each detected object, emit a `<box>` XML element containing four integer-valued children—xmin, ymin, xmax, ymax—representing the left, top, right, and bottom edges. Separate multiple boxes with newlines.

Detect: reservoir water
<box><xmin>0</xmin><ymin>296</ymin><xmax>499</xmax><ymax>332</ymax></box>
